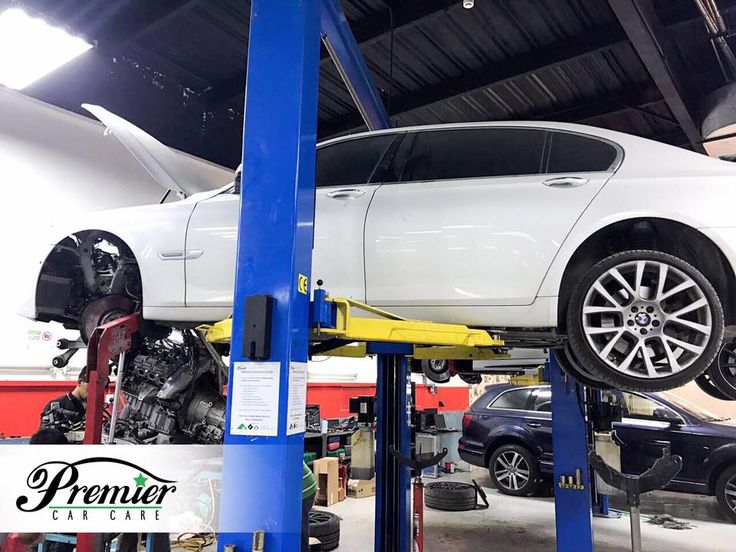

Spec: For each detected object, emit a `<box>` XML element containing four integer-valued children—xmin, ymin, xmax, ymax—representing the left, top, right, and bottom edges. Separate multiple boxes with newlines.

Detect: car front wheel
<box><xmin>489</xmin><ymin>444</ymin><xmax>541</xmax><ymax>497</ymax></box>
<box><xmin>567</xmin><ymin>250</ymin><xmax>724</xmax><ymax>391</ymax></box>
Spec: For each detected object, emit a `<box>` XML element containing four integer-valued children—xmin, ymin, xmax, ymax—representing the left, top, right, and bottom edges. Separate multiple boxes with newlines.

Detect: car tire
<box><xmin>695</xmin><ymin>372</ymin><xmax>732</xmax><ymax>401</ymax></box>
<box><xmin>488</xmin><ymin>444</ymin><xmax>541</xmax><ymax>497</ymax></box>
<box><xmin>424</xmin><ymin>481</ymin><xmax>477</xmax><ymax>511</ymax></box>
<box><xmin>308</xmin><ymin>510</ymin><xmax>340</xmax><ymax>551</ymax></box>
<box><xmin>567</xmin><ymin>250</ymin><xmax>724</xmax><ymax>392</ymax></box>
<box><xmin>715</xmin><ymin>465</ymin><xmax>736</xmax><ymax>523</ymax></box>
<box><xmin>553</xmin><ymin>346</ymin><xmax>612</xmax><ymax>390</ymax></box>
<box><xmin>706</xmin><ymin>338</ymin><xmax>736</xmax><ymax>400</ymax></box>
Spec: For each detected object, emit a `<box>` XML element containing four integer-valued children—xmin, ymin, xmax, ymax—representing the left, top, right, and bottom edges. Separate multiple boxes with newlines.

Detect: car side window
<box><xmin>400</xmin><ymin>128</ymin><xmax>546</xmax><ymax>182</ymax></box>
<box><xmin>621</xmin><ymin>392</ymin><xmax>680</xmax><ymax>422</ymax></box>
<box><xmin>546</xmin><ymin>131</ymin><xmax>619</xmax><ymax>173</ymax></box>
<box><xmin>529</xmin><ymin>388</ymin><xmax>552</xmax><ymax>412</ymax></box>
<box><xmin>316</xmin><ymin>134</ymin><xmax>396</xmax><ymax>188</ymax></box>
<box><xmin>488</xmin><ymin>388</ymin><xmax>533</xmax><ymax>410</ymax></box>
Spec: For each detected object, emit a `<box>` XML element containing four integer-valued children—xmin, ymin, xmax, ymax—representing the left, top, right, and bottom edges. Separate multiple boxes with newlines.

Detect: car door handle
<box><xmin>325</xmin><ymin>188</ymin><xmax>366</xmax><ymax>199</ymax></box>
<box><xmin>526</xmin><ymin>422</ymin><xmax>542</xmax><ymax>428</ymax></box>
<box><xmin>542</xmin><ymin>176</ymin><xmax>589</xmax><ymax>187</ymax></box>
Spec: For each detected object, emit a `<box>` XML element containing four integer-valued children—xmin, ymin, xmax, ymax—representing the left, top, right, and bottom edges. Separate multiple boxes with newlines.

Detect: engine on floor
<box><xmin>111</xmin><ymin>333</ymin><xmax>226</xmax><ymax>444</ymax></box>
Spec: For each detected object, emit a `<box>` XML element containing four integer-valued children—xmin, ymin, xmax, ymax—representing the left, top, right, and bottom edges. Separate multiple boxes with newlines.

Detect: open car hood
<box><xmin>82</xmin><ymin>104</ymin><xmax>228</xmax><ymax>196</ymax></box>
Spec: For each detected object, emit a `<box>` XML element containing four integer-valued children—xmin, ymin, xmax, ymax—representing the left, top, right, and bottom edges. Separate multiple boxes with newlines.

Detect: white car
<box><xmin>20</xmin><ymin>105</ymin><xmax>736</xmax><ymax>392</ymax></box>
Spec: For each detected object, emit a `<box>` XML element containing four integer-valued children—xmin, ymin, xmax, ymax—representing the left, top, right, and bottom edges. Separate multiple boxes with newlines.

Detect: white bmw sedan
<box><xmin>20</xmin><ymin>106</ymin><xmax>736</xmax><ymax>391</ymax></box>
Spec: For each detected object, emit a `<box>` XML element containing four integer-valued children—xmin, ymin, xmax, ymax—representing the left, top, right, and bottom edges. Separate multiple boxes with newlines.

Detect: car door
<box><xmin>184</xmin><ymin>132</ymin><xmax>400</xmax><ymax>309</ymax></box>
<box><xmin>526</xmin><ymin>386</ymin><xmax>554</xmax><ymax>469</ymax></box>
<box><xmin>613</xmin><ymin>391</ymin><xmax>690</xmax><ymax>478</ymax></box>
<box><xmin>363</xmin><ymin>127</ymin><xmax>621</xmax><ymax>309</ymax></box>
<box><xmin>311</xmin><ymin>132</ymin><xmax>401</xmax><ymax>301</ymax></box>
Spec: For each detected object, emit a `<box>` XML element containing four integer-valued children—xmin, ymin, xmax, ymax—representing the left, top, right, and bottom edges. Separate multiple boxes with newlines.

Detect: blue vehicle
<box><xmin>458</xmin><ymin>383</ymin><xmax>736</xmax><ymax>521</ymax></box>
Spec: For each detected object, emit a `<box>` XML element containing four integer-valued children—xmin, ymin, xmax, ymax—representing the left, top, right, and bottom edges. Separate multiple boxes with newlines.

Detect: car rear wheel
<box><xmin>716</xmin><ymin>465</ymin><xmax>736</xmax><ymax>523</ymax></box>
<box><xmin>567</xmin><ymin>250</ymin><xmax>724</xmax><ymax>391</ymax></box>
<box><xmin>489</xmin><ymin>444</ymin><xmax>541</xmax><ymax>497</ymax></box>
<box><xmin>706</xmin><ymin>338</ymin><xmax>736</xmax><ymax>400</ymax></box>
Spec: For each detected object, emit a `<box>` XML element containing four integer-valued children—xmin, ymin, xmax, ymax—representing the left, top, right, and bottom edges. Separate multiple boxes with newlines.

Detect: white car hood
<box><xmin>82</xmin><ymin>104</ymin><xmax>225</xmax><ymax>197</ymax></box>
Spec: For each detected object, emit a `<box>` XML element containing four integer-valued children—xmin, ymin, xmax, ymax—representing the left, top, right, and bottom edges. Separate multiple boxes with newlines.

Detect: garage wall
<box><xmin>0</xmin><ymin>88</ymin><xmax>232</xmax><ymax>376</ymax></box>
<box><xmin>668</xmin><ymin>382</ymin><xmax>736</xmax><ymax>419</ymax></box>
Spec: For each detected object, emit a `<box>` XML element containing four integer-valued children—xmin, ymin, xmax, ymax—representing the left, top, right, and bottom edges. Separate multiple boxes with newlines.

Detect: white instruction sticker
<box><xmin>230</xmin><ymin>362</ymin><xmax>280</xmax><ymax>436</ymax></box>
<box><xmin>286</xmin><ymin>362</ymin><xmax>308</xmax><ymax>435</ymax></box>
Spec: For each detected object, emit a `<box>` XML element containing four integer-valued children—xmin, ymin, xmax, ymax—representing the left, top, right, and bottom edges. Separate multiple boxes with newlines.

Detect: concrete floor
<box><xmin>319</xmin><ymin>467</ymin><xmax>736</xmax><ymax>551</ymax></box>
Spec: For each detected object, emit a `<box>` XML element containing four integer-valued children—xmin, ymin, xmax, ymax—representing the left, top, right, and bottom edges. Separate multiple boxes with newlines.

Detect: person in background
<box><xmin>39</xmin><ymin>367</ymin><xmax>89</xmax><ymax>432</ymax></box>
<box><xmin>29</xmin><ymin>428</ymin><xmax>69</xmax><ymax>444</ymax></box>
<box><xmin>302</xmin><ymin>461</ymin><xmax>317</xmax><ymax>552</ymax></box>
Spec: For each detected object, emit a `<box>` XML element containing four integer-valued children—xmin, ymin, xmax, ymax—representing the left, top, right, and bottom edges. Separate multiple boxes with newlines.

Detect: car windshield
<box><xmin>658</xmin><ymin>392</ymin><xmax>729</xmax><ymax>422</ymax></box>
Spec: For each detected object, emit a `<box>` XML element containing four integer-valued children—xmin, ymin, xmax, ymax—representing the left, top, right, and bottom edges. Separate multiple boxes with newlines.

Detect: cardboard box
<box><xmin>347</xmin><ymin>478</ymin><xmax>376</xmax><ymax>499</ymax></box>
<box><xmin>313</xmin><ymin>457</ymin><xmax>339</xmax><ymax>506</ymax></box>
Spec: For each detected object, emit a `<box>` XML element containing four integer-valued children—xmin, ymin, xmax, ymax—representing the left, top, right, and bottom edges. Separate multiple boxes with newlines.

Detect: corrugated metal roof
<box><xmin>10</xmin><ymin>0</ymin><xmax>732</xmax><ymax>165</ymax></box>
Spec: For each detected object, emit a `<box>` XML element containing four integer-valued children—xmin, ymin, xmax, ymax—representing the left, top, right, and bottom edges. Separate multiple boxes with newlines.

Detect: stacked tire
<box><xmin>424</xmin><ymin>481</ymin><xmax>477</xmax><ymax>511</ymax></box>
<box><xmin>308</xmin><ymin>510</ymin><xmax>340</xmax><ymax>551</ymax></box>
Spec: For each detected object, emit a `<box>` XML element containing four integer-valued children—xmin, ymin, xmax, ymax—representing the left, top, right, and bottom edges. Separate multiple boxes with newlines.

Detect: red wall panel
<box><xmin>0</xmin><ymin>381</ymin><xmax>469</xmax><ymax>437</ymax></box>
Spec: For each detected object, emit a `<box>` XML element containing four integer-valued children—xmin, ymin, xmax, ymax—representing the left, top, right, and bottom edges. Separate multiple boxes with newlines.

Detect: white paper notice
<box><xmin>286</xmin><ymin>362</ymin><xmax>308</xmax><ymax>435</ymax></box>
<box><xmin>230</xmin><ymin>362</ymin><xmax>280</xmax><ymax>436</ymax></box>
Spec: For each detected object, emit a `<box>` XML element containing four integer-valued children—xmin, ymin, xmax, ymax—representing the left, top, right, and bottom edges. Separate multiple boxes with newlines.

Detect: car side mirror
<box><xmin>653</xmin><ymin>408</ymin><xmax>679</xmax><ymax>425</ymax></box>
<box><xmin>233</xmin><ymin>173</ymin><xmax>241</xmax><ymax>195</ymax></box>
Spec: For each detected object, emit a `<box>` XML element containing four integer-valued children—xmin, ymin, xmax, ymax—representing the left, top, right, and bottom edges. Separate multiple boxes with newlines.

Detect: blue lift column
<box><xmin>218</xmin><ymin>2</ymin><xmax>389</xmax><ymax>551</ymax></box>
<box><xmin>550</xmin><ymin>353</ymin><xmax>595</xmax><ymax>551</ymax></box>
<box><xmin>218</xmin><ymin>2</ymin><xmax>321</xmax><ymax>551</ymax></box>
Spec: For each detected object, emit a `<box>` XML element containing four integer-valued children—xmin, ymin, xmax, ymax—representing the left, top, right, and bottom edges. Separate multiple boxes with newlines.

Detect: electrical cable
<box><xmin>173</xmin><ymin>533</ymin><xmax>214</xmax><ymax>552</ymax></box>
<box><xmin>374</xmin><ymin>0</ymin><xmax>395</xmax><ymax>117</ymax></box>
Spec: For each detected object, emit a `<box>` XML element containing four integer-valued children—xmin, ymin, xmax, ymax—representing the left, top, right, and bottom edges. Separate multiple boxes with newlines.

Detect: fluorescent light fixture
<box><xmin>0</xmin><ymin>8</ymin><xmax>92</xmax><ymax>90</ymax></box>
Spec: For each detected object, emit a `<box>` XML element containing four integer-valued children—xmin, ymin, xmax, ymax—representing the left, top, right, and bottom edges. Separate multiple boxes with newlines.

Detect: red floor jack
<box><xmin>76</xmin><ymin>313</ymin><xmax>141</xmax><ymax>552</ymax></box>
<box><xmin>390</xmin><ymin>446</ymin><xmax>448</xmax><ymax>552</ymax></box>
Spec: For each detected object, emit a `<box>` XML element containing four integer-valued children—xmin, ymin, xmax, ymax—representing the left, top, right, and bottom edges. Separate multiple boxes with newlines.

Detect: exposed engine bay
<box><xmin>108</xmin><ymin>331</ymin><xmax>228</xmax><ymax>445</ymax></box>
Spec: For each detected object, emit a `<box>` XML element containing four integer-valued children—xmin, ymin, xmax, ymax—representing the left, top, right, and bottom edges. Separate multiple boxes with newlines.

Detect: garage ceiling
<box><xmin>5</xmin><ymin>0</ymin><xmax>734</xmax><ymax>167</ymax></box>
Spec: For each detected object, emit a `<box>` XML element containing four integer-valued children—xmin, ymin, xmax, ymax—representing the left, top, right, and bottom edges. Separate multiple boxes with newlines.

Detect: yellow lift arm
<box><xmin>200</xmin><ymin>296</ymin><xmax>507</xmax><ymax>361</ymax></box>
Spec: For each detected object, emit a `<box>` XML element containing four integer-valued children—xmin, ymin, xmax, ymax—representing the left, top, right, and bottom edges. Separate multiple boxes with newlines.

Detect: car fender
<box><xmin>703</xmin><ymin>443</ymin><xmax>736</xmax><ymax>492</ymax></box>
<box><xmin>22</xmin><ymin>201</ymin><xmax>197</xmax><ymax>319</ymax></box>
<box><xmin>485</xmin><ymin>425</ymin><xmax>539</xmax><ymax>462</ymax></box>
<box><xmin>536</xmin><ymin>205</ymin><xmax>735</xmax><ymax>315</ymax></box>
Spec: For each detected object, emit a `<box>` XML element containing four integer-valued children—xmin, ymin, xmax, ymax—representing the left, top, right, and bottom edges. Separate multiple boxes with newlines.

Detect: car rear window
<box><xmin>488</xmin><ymin>388</ymin><xmax>532</xmax><ymax>410</ymax></box>
<box><xmin>400</xmin><ymin>128</ymin><xmax>546</xmax><ymax>182</ymax></box>
<box><xmin>546</xmin><ymin>131</ymin><xmax>619</xmax><ymax>173</ymax></box>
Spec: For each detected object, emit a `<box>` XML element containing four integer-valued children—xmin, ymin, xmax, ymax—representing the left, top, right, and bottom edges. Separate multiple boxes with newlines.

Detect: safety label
<box><xmin>286</xmin><ymin>362</ymin><xmax>308</xmax><ymax>435</ymax></box>
<box><xmin>298</xmin><ymin>274</ymin><xmax>309</xmax><ymax>294</ymax></box>
<box><xmin>230</xmin><ymin>362</ymin><xmax>280</xmax><ymax>436</ymax></box>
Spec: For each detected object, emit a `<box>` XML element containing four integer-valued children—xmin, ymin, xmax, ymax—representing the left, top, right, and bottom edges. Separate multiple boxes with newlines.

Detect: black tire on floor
<box><xmin>715</xmin><ymin>465</ymin><xmax>736</xmax><ymax>523</ymax></box>
<box><xmin>567</xmin><ymin>250</ymin><xmax>724</xmax><ymax>392</ymax></box>
<box><xmin>488</xmin><ymin>444</ymin><xmax>541</xmax><ymax>497</ymax></box>
<box><xmin>424</xmin><ymin>481</ymin><xmax>477</xmax><ymax>511</ymax></box>
<box><xmin>707</xmin><ymin>338</ymin><xmax>736</xmax><ymax>400</ymax></box>
<box><xmin>309</xmin><ymin>510</ymin><xmax>340</xmax><ymax>551</ymax></box>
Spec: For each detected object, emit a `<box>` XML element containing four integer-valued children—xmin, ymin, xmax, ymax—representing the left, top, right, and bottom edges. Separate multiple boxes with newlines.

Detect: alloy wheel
<box><xmin>581</xmin><ymin>259</ymin><xmax>712</xmax><ymax>379</ymax></box>
<box><xmin>725</xmin><ymin>474</ymin><xmax>736</xmax><ymax>515</ymax></box>
<box><xmin>493</xmin><ymin>451</ymin><xmax>530</xmax><ymax>491</ymax></box>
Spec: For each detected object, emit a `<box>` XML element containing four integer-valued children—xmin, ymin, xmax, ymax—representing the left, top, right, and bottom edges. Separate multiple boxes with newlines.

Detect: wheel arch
<box><xmin>706</xmin><ymin>449</ymin><xmax>736</xmax><ymax>495</ymax></box>
<box><xmin>483</xmin><ymin>433</ymin><xmax>539</xmax><ymax>467</ymax></box>
<box><xmin>556</xmin><ymin>217</ymin><xmax>736</xmax><ymax>331</ymax></box>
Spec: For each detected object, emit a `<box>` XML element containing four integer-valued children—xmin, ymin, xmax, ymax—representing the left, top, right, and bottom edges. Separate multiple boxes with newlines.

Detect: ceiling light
<box><xmin>0</xmin><ymin>8</ymin><xmax>92</xmax><ymax>90</ymax></box>
<box><xmin>463</xmin><ymin>0</ymin><xmax>475</xmax><ymax>8</ymax></box>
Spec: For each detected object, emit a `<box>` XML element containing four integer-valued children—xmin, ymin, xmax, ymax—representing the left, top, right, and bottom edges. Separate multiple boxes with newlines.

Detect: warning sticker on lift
<box><xmin>230</xmin><ymin>362</ymin><xmax>280</xmax><ymax>436</ymax></box>
<box><xmin>286</xmin><ymin>362</ymin><xmax>308</xmax><ymax>435</ymax></box>
<box><xmin>298</xmin><ymin>274</ymin><xmax>308</xmax><ymax>294</ymax></box>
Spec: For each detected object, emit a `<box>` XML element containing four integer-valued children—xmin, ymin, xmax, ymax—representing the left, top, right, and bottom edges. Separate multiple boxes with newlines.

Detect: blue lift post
<box><xmin>550</xmin><ymin>354</ymin><xmax>595</xmax><ymax>551</ymax></box>
<box><xmin>218</xmin><ymin>2</ymin><xmax>389</xmax><ymax>551</ymax></box>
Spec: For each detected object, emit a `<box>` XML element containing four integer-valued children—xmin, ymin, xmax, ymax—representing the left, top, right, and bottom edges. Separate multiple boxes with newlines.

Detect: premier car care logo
<box><xmin>16</xmin><ymin>458</ymin><xmax>177</xmax><ymax>521</ymax></box>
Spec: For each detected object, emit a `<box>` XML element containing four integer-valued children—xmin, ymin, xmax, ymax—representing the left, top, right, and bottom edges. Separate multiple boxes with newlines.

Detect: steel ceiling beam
<box><xmin>205</xmin><ymin>0</ymin><xmax>457</xmax><ymax>107</ymax></box>
<box><xmin>607</xmin><ymin>0</ymin><xmax>705</xmax><ymax>153</ymax></box>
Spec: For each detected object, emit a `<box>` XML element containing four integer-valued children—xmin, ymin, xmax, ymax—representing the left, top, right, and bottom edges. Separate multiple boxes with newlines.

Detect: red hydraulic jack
<box><xmin>390</xmin><ymin>446</ymin><xmax>448</xmax><ymax>552</ymax></box>
<box><xmin>76</xmin><ymin>313</ymin><xmax>141</xmax><ymax>552</ymax></box>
